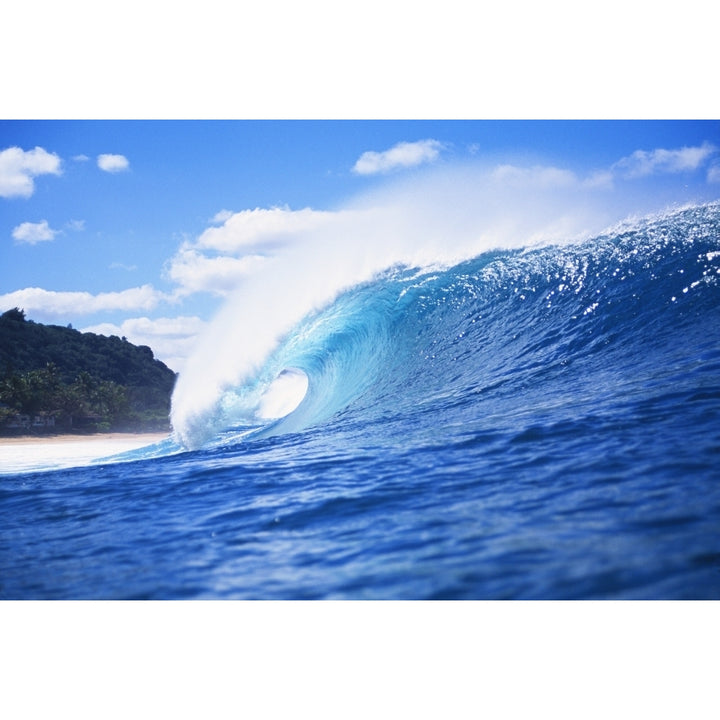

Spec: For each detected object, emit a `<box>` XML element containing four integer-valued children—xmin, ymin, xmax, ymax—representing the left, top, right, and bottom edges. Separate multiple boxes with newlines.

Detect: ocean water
<box><xmin>2</xmin><ymin>202</ymin><xmax>720</xmax><ymax>599</ymax></box>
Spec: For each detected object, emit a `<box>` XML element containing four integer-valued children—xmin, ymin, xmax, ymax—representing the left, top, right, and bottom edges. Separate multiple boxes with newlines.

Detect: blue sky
<box><xmin>2</xmin><ymin>120</ymin><xmax>719</xmax><ymax>371</ymax></box>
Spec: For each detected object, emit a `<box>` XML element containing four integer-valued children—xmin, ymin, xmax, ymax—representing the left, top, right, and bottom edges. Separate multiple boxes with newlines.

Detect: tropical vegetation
<box><xmin>0</xmin><ymin>308</ymin><xmax>177</xmax><ymax>434</ymax></box>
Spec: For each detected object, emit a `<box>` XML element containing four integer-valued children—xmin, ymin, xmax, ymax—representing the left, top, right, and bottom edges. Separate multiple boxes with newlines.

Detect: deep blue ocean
<box><xmin>2</xmin><ymin>202</ymin><xmax>720</xmax><ymax>599</ymax></box>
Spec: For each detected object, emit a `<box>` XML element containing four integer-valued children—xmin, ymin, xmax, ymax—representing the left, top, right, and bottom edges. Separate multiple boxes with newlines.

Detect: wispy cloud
<box><xmin>110</xmin><ymin>261</ymin><xmax>138</xmax><ymax>271</ymax></box>
<box><xmin>491</xmin><ymin>142</ymin><xmax>719</xmax><ymax>192</ymax></box>
<box><xmin>12</xmin><ymin>220</ymin><xmax>58</xmax><ymax>244</ymax></box>
<box><xmin>0</xmin><ymin>146</ymin><xmax>62</xmax><ymax>198</ymax></box>
<box><xmin>97</xmin><ymin>153</ymin><xmax>130</xmax><ymax>173</ymax></box>
<box><xmin>210</xmin><ymin>209</ymin><xmax>234</xmax><ymax>224</ymax></box>
<box><xmin>65</xmin><ymin>219</ymin><xmax>85</xmax><ymax>231</ymax></box>
<box><xmin>352</xmin><ymin>139</ymin><xmax>445</xmax><ymax>175</ymax></box>
<box><xmin>613</xmin><ymin>141</ymin><xmax>717</xmax><ymax>179</ymax></box>
<box><xmin>0</xmin><ymin>285</ymin><xmax>165</xmax><ymax>319</ymax></box>
<box><xmin>81</xmin><ymin>316</ymin><xmax>207</xmax><ymax>372</ymax></box>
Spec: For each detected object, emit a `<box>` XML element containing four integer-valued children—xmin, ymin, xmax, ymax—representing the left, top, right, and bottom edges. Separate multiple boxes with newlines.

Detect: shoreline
<box><xmin>0</xmin><ymin>431</ymin><xmax>171</xmax><ymax>446</ymax></box>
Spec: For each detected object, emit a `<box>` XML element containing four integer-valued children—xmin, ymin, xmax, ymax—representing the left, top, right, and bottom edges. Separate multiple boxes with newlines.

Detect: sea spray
<box><xmin>169</xmin><ymin>164</ymin><xmax>690</xmax><ymax>449</ymax></box>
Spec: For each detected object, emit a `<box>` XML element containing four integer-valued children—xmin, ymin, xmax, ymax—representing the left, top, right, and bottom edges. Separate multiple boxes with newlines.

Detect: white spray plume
<box><xmin>170</xmin><ymin>162</ymin><xmax>648</xmax><ymax>449</ymax></box>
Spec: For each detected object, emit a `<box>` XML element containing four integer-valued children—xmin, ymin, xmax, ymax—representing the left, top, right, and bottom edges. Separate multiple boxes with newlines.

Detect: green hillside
<box><xmin>0</xmin><ymin>308</ymin><xmax>177</xmax><ymax>434</ymax></box>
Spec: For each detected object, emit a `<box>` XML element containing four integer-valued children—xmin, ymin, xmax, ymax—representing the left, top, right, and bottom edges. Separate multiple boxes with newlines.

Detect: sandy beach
<box><xmin>0</xmin><ymin>432</ymin><xmax>170</xmax><ymax>447</ymax></box>
<box><xmin>0</xmin><ymin>432</ymin><xmax>173</xmax><ymax>473</ymax></box>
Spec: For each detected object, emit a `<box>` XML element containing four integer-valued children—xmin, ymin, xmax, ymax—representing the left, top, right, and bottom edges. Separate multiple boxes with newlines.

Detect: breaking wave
<box><xmin>171</xmin><ymin>201</ymin><xmax>720</xmax><ymax>451</ymax></box>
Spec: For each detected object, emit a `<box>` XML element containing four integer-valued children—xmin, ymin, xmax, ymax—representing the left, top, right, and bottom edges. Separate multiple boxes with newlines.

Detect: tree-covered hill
<box><xmin>0</xmin><ymin>308</ymin><xmax>177</xmax><ymax>434</ymax></box>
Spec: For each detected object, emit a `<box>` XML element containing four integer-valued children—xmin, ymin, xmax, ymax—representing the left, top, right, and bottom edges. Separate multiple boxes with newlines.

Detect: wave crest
<box><xmin>171</xmin><ymin>191</ymin><xmax>720</xmax><ymax>450</ymax></box>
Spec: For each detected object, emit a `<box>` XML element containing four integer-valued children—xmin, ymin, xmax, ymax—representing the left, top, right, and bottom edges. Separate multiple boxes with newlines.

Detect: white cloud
<box><xmin>164</xmin><ymin>207</ymin><xmax>344</xmax><ymax>297</ymax></box>
<box><xmin>0</xmin><ymin>146</ymin><xmax>62</xmax><ymax>198</ymax></box>
<box><xmin>12</xmin><ymin>220</ymin><xmax>58</xmax><ymax>244</ymax></box>
<box><xmin>196</xmin><ymin>206</ymin><xmax>335</xmax><ymax>253</ymax></box>
<box><xmin>490</xmin><ymin>143</ymin><xmax>719</xmax><ymax>191</ymax></box>
<box><xmin>81</xmin><ymin>316</ymin><xmax>207</xmax><ymax>372</ymax></box>
<box><xmin>352</xmin><ymin>139</ymin><xmax>444</xmax><ymax>175</ymax></box>
<box><xmin>72</xmin><ymin>154</ymin><xmax>89</xmax><ymax>162</ymax></box>
<box><xmin>211</xmin><ymin>209</ymin><xmax>234</xmax><ymax>224</ymax></box>
<box><xmin>165</xmin><ymin>245</ymin><xmax>267</xmax><ymax>296</ymax></box>
<box><xmin>97</xmin><ymin>153</ymin><xmax>130</xmax><ymax>172</ymax></box>
<box><xmin>110</xmin><ymin>261</ymin><xmax>138</xmax><ymax>271</ymax></box>
<box><xmin>0</xmin><ymin>285</ymin><xmax>166</xmax><ymax>319</ymax></box>
<box><xmin>65</xmin><ymin>219</ymin><xmax>85</xmax><ymax>231</ymax></box>
<box><xmin>708</xmin><ymin>163</ymin><xmax>720</xmax><ymax>183</ymax></box>
<box><xmin>613</xmin><ymin>142</ymin><xmax>717</xmax><ymax>178</ymax></box>
<box><xmin>114</xmin><ymin>315</ymin><xmax>207</xmax><ymax>340</ymax></box>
